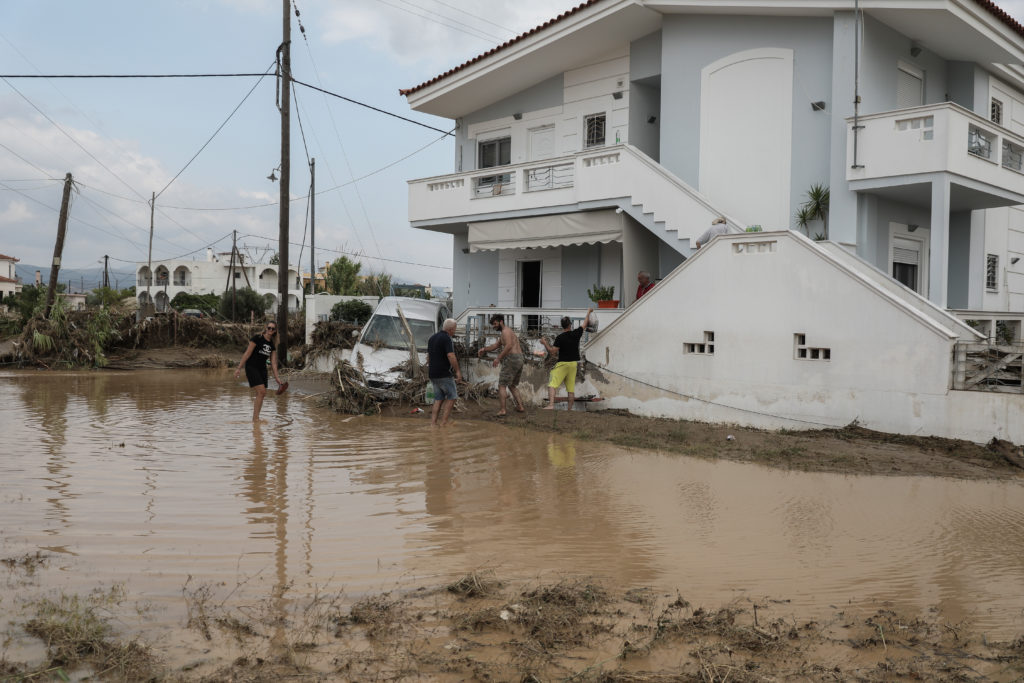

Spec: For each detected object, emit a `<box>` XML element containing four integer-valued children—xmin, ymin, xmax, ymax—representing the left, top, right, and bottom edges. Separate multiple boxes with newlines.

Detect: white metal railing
<box><xmin>1002</xmin><ymin>139</ymin><xmax>1024</xmax><ymax>173</ymax></box>
<box><xmin>455</xmin><ymin>306</ymin><xmax>624</xmax><ymax>346</ymax></box>
<box><xmin>524</xmin><ymin>161</ymin><xmax>574</xmax><ymax>192</ymax></box>
<box><xmin>968</xmin><ymin>124</ymin><xmax>995</xmax><ymax>160</ymax></box>
<box><xmin>472</xmin><ymin>171</ymin><xmax>515</xmax><ymax>198</ymax></box>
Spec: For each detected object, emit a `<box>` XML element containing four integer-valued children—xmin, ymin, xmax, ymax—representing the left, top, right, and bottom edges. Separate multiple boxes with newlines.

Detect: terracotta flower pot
<box><xmin>597</xmin><ymin>300</ymin><xmax>619</xmax><ymax>309</ymax></box>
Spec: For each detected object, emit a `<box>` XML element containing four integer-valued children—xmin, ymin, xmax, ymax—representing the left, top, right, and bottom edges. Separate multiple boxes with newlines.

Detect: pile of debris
<box><xmin>325</xmin><ymin>358</ymin><xmax>495</xmax><ymax>415</ymax></box>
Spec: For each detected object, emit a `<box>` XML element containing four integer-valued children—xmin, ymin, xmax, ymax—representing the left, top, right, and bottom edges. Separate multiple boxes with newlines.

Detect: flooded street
<box><xmin>2</xmin><ymin>369</ymin><xmax>1024</xmax><ymax>659</ymax></box>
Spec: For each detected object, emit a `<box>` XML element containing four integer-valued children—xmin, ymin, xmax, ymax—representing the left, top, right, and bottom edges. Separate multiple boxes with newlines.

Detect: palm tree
<box><xmin>795</xmin><ymin>184</ymin><xmax>830</xmax><ymax>240</ymax></box>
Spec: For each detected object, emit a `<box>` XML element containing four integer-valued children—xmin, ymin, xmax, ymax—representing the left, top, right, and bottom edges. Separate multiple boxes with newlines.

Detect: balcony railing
<box><xmin>847</xmin><ymin>102</ymin><xmax>1024</xmax><ymax>193</ymax></box>
<box><xmin>410</xmin><ymin>144</ymin><xmax>735</xmax><ymax>247</ymax></box>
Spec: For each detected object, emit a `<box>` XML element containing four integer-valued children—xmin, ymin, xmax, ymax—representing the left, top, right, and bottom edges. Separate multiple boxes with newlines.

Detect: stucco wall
<box><xmin>583</xmin><ymin>233</ymin><xmax>982</xmax><ymax>438</ymax></box>
<box><xmin>452</xmin><ymin>233</ymin><xmax>499</xmax><ymax>313</ymax></box>
<box><xmin>660</xmin><ymin>15</ymin><xmax>833</xmax><ymax>231</ymax></box>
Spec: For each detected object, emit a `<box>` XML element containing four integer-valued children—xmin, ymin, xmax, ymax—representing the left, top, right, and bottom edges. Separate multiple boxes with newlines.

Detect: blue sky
<box><xmin>0</xmin><ymin>0</ymin><xmax>578</xmax><ymax>288</ymax></box>
<box><xmin>4</xmin><ymin>0</ymin><xmax>1024</xmax><ymax>290</ymax></box>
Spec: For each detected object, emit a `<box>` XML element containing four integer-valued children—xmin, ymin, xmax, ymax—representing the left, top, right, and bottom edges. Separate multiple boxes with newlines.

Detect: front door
<box><xmin>519</xmin><ymin>260</ymin><xmax>542</xmax><ymax>331</ymax></box>
<box><xmin>889</xmin><ymin>222</ymin><xmax>929</xmax><ymax>296</ymax></box>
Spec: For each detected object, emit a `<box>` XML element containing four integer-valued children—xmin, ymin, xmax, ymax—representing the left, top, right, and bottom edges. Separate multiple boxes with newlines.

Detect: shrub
<box><xmin>171</xmin><ymin>291</ymin><xmax>221</xmax><ymax>314</ymax></box>
<box><xmin>218</xmin><ymin>287</ymin><xmax>267</xmax><ymax>322</ymax></box>
<box><xmin>331</xmin><ymin>299</ymin><xmax>373</xmax><ymax>325</ymax></box>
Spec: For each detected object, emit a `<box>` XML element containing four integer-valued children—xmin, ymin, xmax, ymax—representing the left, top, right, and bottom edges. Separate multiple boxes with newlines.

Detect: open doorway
<box><xmin>519</xmin><ymin>260</ymin><xmax>541</xmax><ymax>331</ymax></box>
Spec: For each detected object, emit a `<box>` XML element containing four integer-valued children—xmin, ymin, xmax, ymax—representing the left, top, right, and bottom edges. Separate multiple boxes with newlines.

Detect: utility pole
<box><xmin>147</xmin><ymin>191</ymin><xmax>155</xmax><ymax>310</ymax></box>
<box><xmin>309</xmin><ymin>157</ymin><xmax>315</xmax><ymax>294</ymax></box>
<box><xmin>103</xmin><ymin>255</ymin><xmax>110</xmax><ymax>289</ymax></box>
<box><xmin>276</xmin><ymin>0</ymin><xmax>291</xmax><ymax>362</ymax></box>
<box><xmin>45</xmin><ymin>173</ymin><xmax>73</xmax><ymax>317</ymax></box>
<box><xmin>226</xmin><ymin>230</ymin><xmax>238</xmax><ymax>321</ymax></box>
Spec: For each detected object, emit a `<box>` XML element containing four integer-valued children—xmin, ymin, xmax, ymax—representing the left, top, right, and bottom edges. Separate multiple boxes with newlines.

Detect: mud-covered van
<box><xmin>349</xmin><ymin>296</ymin><xmax>451</xmax><ymax>389</ymax></box>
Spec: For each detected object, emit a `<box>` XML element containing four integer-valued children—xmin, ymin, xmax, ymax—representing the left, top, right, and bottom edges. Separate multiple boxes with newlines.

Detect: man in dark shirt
<box><xmin>539</xmin><ymin>307</ymin><xmax>592</xmax><ymax>411</ymax></box>
<box><xmin>426</xmin><ymin>318</ymin><xmax>462</xmax><ymax>427</ymax></box>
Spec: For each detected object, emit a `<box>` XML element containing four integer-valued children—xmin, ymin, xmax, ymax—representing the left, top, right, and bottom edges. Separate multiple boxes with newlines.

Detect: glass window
<box><xmin>360</xmin><ymin>315</ymin><xmax>436</xmax><ymax>352</ymax></box>
<box><xmin>991</xmin><ymin>98</ymin><xmax>1003</xmax><ymax>125</ymax></box>
<box><xmin>585</xmin><ymin>113</ymin><xmax>606</xmax><ymax>148</ymax></box>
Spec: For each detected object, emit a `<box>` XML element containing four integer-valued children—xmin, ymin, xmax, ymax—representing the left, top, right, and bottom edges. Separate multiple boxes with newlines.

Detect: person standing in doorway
<box><xmin>235</xmin><ymin>321</ymin><xmax>284</xmax><ymax>422</ymax></box>
<box><xmin>477</xmin><ymin>313</ymin><xmax>526</xmax><ymax>416</ymax></box>
<box><xmin>540</xmin><ymin>308</ymin><xmax>592</xmax><ymax>411</ymax></box>
<box><xmin>427</xmin><ymin>318</ymin><xmax>462</xmax><ymax>427</ymax></box>
<box><xmin>635</xmin><ymin>271</ymin><xmax>655</xmax><ymax>301</ymax></box>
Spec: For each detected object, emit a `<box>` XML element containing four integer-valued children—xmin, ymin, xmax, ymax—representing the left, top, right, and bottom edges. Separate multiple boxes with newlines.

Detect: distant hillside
<box><xmin>16</xmin><ymin>264</ymin><xmax>137</xmax><ymax>294</ymax></box>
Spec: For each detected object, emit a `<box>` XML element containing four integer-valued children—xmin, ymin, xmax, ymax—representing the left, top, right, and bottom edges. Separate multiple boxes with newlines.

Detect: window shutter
<box><xmin>896</xmin><ymin>68</ymin><xmax>923</xmax><ymax>108</ymax></box>
<box><xmin>893</xmin><ymin>238</ymin><xmax>920</xmax><ymax>265</ymax></box>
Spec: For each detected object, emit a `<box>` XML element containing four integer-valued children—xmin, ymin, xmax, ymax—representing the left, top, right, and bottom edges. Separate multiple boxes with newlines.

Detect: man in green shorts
<box><xmin>477</xmin><ymin>313</ymin><xmax>526</xmax><ymax>416</ymax></box>
<box><xmin>540</xmin><ymin>307</ymin><xmax>592</xmax><ymax>411</ymax></box>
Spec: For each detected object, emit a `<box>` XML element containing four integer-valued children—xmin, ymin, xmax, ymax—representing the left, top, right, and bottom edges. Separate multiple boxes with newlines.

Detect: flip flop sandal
<box><xmin>276</xmin><ymin>381</ymin><xmax>290</xmax><ymax>395</ymax></box>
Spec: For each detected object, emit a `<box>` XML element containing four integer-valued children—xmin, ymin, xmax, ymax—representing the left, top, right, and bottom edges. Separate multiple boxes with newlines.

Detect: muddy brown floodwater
<box><xmin>2</xmin><ymin>369</ymin><xmax>1024</xmax><ymax>680</ymax></box>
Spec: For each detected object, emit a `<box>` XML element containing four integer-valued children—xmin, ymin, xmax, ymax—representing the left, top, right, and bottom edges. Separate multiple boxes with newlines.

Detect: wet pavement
<box><xmin>2</xmin><ymin>369</ymin><xmax>1024</xmax><ymax>638</ymax></box>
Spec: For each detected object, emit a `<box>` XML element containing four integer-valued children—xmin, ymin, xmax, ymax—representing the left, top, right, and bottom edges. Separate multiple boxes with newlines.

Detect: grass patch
<box><xmin>446</xmin><ymin>570</ymin><xmax>501</xmax><ymax>599</ymax></box>
<box><xmin>21</xmin><ymin>585</ymin><xmax>157</xmax><ymax>681</ymax></box>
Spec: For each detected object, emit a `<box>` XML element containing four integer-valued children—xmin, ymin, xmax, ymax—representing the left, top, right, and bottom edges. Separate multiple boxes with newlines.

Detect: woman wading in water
<box><xmin>235</xmin><ymin>321</ymin><xmax>286</xmax><ymax>422</ymax></box>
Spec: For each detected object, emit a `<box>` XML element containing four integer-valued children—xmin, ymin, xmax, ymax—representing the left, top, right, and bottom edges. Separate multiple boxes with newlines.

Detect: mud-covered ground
<box><xmin>371</xmin><ymin>396</ymin><xmax>1024</xmax><ymax>482</ymax></box>
<box><xmin>2</xmin><ymin>558</ymin><xmax>1022</xmax><ymax>682</ymax></box>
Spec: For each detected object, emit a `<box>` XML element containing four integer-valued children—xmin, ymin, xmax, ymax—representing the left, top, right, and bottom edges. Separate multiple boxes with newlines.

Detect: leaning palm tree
<box><xmin>795</xmin><ymin>183</ymin><xmax>830</xmax><ymax>240</ymax></box>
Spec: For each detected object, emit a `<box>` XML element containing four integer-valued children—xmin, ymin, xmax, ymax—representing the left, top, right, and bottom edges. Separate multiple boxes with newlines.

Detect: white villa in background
<box><xmin>0</xmin><ymin>253</ymin><xmax>21</xmax><ymax>305</ymax></box>
<box><xmin>136</xmin><ymin>249</ymin><xmax>303</xmax><ymax>313</ymax></box>
<box><xmin>402</xmin><ymin>0</ymin><xmax>1024</xmax><ymax>315</ymax></box>
<box><xmin>400</xmin><ymin>0</ymin><xmax>1024</xmax><ymax>442</ymax></box>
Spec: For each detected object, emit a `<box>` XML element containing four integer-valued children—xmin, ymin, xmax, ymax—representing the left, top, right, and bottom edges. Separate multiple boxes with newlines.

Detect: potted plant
<box><xmin>587</xmin><ymin>284</ymin><xmax>619</xmax><ymax>308</ymax></box>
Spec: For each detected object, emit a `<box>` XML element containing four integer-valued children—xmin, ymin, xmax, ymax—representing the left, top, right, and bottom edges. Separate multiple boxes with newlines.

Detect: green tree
<box><xmin>219</xmin><ymin>287</ymin><xmax>268</xmax><ymax>321</ymax></box>
<box><xmin>7</xmin><ymin>284</ymin><xmax>62</xmax><ymax>327</ymax></box>
<box><xmin>331</xmin><ymin>298</ymin><xmax>373</xmax><ymax>324</ymax></box>
<box><xmin>325</xmin><ymin>256</ymin><xmax>362</xmax><ymax>295</ymax></box>
<box><xmin>356</xmin><ymin>272</ymin><xmax>391</xmax><ymax>297</ymax></box>
<box><xmin>171</xmin><ymin>291</ymin><xmax>221</xmax><ymax>313</ymax></box>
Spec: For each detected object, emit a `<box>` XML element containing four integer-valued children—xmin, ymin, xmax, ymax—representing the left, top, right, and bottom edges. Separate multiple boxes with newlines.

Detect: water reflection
<box><xmin>1</xmin><ymin>370</ymin><xmax>1023</xmax><ymax>638</ymax></box>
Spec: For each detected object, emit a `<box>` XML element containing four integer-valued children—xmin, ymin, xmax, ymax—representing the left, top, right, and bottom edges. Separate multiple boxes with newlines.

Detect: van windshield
<box><xmin>359</xmin><ymin>315</ymin><xmax>435</xmax><ymax>352</ymax></box>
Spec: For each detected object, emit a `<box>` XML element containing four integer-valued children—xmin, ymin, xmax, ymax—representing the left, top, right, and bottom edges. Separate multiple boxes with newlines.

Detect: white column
<box><xmin>929</xmin><ymin>177</ymin><xmax>951</xmax><ymax>308</ymax></box>
<box><xmin>967</xmin><ymin>210</ymin><xmax>986</xmax><ymax>309</ymax></box>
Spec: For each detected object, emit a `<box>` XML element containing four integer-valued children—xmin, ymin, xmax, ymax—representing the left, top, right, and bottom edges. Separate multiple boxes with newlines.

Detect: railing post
<box><xmin>953</xmin><ymin>343</ymin><xmax>967</xmax><ymax>390</ymax></box>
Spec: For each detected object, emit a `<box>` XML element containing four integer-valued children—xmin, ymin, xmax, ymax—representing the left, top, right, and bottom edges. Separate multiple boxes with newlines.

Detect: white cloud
<box><xmin>0</xmin><ymin>199</ymin><xmax>34</xmax><ymax>224</ymax></box>
<box><xmin>317</xmin><ymin>0</ymin><xmax>580</xmax><ymax>70</ymax></box>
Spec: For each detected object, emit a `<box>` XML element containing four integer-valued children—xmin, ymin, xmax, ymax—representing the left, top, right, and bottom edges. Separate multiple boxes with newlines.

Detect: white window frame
<box><xmin>888</xmin><ymin>222</ymin><xmax>929</xmax><ymax>297</ymax></box>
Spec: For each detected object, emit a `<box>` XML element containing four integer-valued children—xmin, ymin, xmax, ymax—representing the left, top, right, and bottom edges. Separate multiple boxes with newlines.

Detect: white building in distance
<box><xmin>136</xmin><ymin>249</ymin><xmax>303</xmax><ymax>313</ymax></box>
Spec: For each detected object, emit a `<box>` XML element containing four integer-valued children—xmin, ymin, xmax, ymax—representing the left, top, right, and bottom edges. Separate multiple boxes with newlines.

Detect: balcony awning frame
<box><xmin>468</xmin><ymin>210</ymin><xmax>623</xmax><ymax>252</ymax></box>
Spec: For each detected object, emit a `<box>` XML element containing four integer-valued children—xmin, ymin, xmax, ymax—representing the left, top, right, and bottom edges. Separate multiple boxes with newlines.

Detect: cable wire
<box><xmin>155</xmin><ymin>61</ymin><xmax>277</xmax><ymax>200</ymax></box>
<box><xmin>238</xmin><ymin>233</ymin><xmax>451</xmax><ymax>270</ymax></box>
<box><xmin>292</xmin><ymin>79</ymin><xmax>453</xmax><ymax>136</ymax></box>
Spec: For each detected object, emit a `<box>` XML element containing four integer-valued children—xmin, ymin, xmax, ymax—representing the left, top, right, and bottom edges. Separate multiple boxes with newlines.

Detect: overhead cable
<box><xmin>239</xmin><ymin>233</ymin><xmax>451</xmax><ymax>270</ymax></box>
<box><xmin>292</xmin><ymin>79</ymin><xmax>453</xmax><ymax>136</ymax></box>
<box><xmin>155</xmin><ymin>61</ymin><xmax>277</xmax><ymax>200</ymax></box>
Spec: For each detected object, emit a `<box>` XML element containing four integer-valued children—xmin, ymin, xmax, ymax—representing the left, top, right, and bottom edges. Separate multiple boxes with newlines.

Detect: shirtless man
<box><xmin>477</xmin><ymin>313</ymin><xmax>526</xmax><ymax>416</ymax></box>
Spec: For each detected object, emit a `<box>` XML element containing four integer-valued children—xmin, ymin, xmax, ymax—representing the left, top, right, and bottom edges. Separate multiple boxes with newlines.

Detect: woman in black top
<box><xmin>234</xmin><ymin>321</ymin><xmax>285</xmax><ymax>422</ymax></box>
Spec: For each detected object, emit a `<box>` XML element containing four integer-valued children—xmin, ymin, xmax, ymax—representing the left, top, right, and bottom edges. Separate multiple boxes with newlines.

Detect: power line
<box><xmin>155</xmin><ymin>61</ymin><xmax>277</xmax><ymax>200</ymax></box>
<box><xmin>0</xmin><ymin>140</ymin><xmax>54</xmax><ymax>178</ymax></box>
<box><xmin>373</xmin><ymin>0</ymin><xmax>500</xmax><ymax>43</ymax></box>
<box><xmin>292</xmin><ymin>79</ymin><xmax>453</xmax><ymax>136</ymax></box>
<box><xmin>0</xmin><ymin>72</ymin><xmax>274</xmax><ymax>79</ymax></box>
<box><xmin>107</xmin><ymin>231</ymin><xmax>234</xmax><ymax>264</ymax></box>
<box><xmin>238</xmin><ymin>233</ymin><xmax>451</xmax><ymax>270</ymax></box>
<box><xmin>1</xmin><ymin>75</ymin><xmax>148</xmax><ymax>202</ymax></box>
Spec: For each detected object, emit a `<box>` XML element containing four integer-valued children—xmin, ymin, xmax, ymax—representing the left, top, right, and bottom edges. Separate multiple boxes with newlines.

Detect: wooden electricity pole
<box><xmin>103</xmin><ymin>254</ymin><xmax>110</xmax><ymax>289</ymax></box>
<box><xmin>147</xmin><ymin>191</ymin><xmax>155</xmax><ymax>308</ymax></box>
<box><xmin>309</xmin><ymin>157</ymin><xmax>315</xmax><ymax>294</ymax></box>
<box><xmin>45</xmin><ymin>173</ymin><xmax>73</xmax><ymax>317</ymax></box>
<box><xmin>276</xmin><ymin>0</ymin><xmax>292</xmax><ymax>362</ymax></box>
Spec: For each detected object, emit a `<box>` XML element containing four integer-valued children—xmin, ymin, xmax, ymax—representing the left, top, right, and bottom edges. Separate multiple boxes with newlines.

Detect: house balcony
<box><xmin>847</xmin><ymin>103</ymin><xmax>1024</xmax><ymax>205</ymax></box>
<box><xmin>407</xmin><ymin>144</ymin><xmax>742</xmax><ymax>255</ymax></box>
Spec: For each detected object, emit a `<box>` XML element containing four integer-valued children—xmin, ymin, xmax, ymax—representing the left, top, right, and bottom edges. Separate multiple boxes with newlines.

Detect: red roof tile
<box><xmin>0</xmin><ymin>254</ymin><xmax>19</xmax><ymax>262</ymax></box>
<box><xmin>0</xmin><ymin>275</ymin><xmax>18</xmax><ymax>284</ymax></box>
<box><xmin>400</xmin><ymin>0</ymin><xmax>1024</xmax><ymax>99</ymax></box>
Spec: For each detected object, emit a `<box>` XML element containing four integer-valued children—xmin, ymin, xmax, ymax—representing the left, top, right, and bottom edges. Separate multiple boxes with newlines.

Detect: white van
<box><xmin>349</xmin><ymin>296</ymin><xmax>451</xmax><ymax>389</ymax></box>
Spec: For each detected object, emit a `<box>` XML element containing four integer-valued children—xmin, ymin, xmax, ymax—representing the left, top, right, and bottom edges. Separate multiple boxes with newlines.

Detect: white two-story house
<box><xmin>402</xmin><ymin>0</ymin><xmax>1024</xmax><ymax>318</ymax></box>
<box><xmin>137</xmin><ymin>249</ymin><xmax>303</xmax><ymax>314</ymax></box>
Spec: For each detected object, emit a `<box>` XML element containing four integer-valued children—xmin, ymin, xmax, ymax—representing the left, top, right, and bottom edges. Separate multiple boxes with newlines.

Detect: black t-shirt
<box><xmin>427</xmin><ymin>330</ymin><xmax>455</xmax><ymax>379</ymax></box>
<box><xmin>245</xmin><ymin>333</ymin><xmax>275</xmax><ymax>371</ymax></box>
<box><xmin>553</xmin><ymin>326</ymin><xmax>585</xmax><ymax>363</ymax></box>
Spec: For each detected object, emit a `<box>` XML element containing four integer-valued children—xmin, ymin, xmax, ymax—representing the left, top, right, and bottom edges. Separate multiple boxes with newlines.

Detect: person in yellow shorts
<box><xmin>539</xmin><ymin>307</ymin><xmax>592</xmax><ymax>411</ymax></box>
